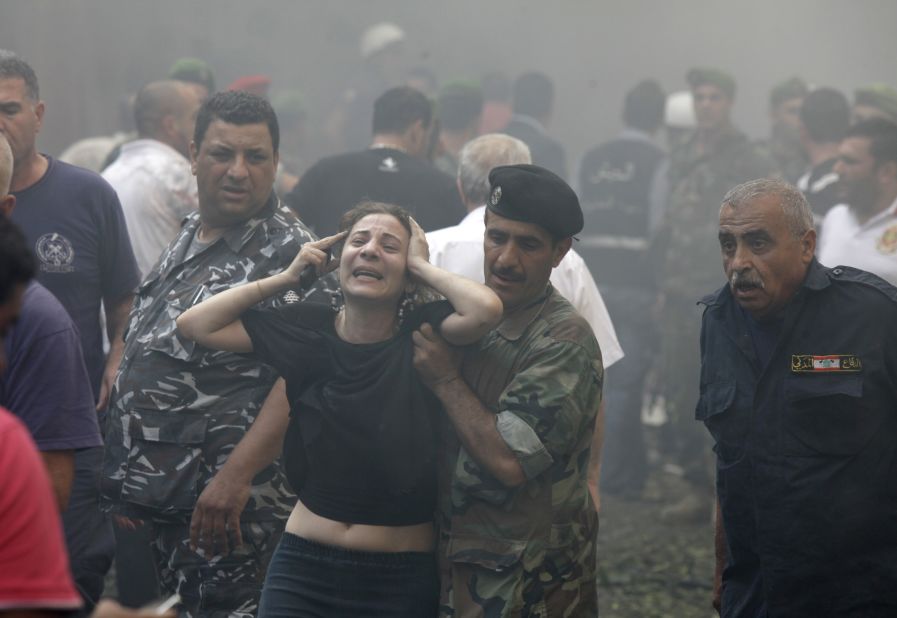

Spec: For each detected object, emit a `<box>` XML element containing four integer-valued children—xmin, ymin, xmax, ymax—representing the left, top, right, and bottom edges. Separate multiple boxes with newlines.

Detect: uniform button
<box><xmin>833</xmin><ymin>268</ymin><xmax>843</xmax><ymax>275</ymax></box>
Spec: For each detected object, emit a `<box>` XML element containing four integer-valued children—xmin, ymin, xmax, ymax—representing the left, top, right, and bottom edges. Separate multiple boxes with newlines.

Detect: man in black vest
<box><xmin>577</xmin><ymin>80</ymin><xmax>667</xmax><ymax>498</ymax></box>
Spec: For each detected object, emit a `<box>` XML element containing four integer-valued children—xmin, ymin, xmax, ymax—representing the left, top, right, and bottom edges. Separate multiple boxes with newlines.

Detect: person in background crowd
<box><xmin>229</xmin><ymin>75</ymin><xmax>272</xmax><ymax>98</ymax></box>
<box><xmin>415</xmin><ymin>164</ymin><xmax>602</xmax><ymax>616</ymax></box>
<box><xmin>426</xmin><ymin>132</ymin><xmax>624</xmax><ymax>510</ymax></box>
<box><xmin>0</xmin><ymin>214</ymin><xmax>174</xmax><ymax>618</ymax></box>
<box><xmin>852</xmin><ymin>83</ymin><xmax>897</xmax><ymax>124</ymax></box>
<box><xmin>287</xmin><ymin>86</ymin><xmax>464</xmax><ymax>234</ymax></box>
<box><xmin>326</xmin><ymin>22</ymin><xmax>409</xmax><ymax>153</ymax></box>
<box><xmin>578</xmin><ymin>79</ymin><xmax>668</xmax><ymax>499</ymax></box>
<box><xmin>478</xmin><ymin>71</ymin><xmax>513</xmax><ymax>135</ymax></box>
<box><xmin>271</xmin><ymin>89</ymin><xmax>311</xmax><ymax>196</ymax></box>
<box><xmin>504</xmin><ymin>71</ymin><xmax>567</xmax><ymax>179</ymax></box>
<box><xmin>432</xmin><ymin>81</ymin><xmax>484</xmax><ymax>176</ymax></box>
<box><xmin>1</xmin><ymin>49</ymin><xmax>139</xmax><ymax>612</ymax></box>
<box><xmin>818</xmin><ymin>117</ymin><xmax>897</xmax><ymax>286</ymax></box>
<box><xmin>168</xmin><ymin>57</ymin><xmax>215</xmax><ymax>99</ymax></box>
<box><xmin>100</xmin><ymin>91</ymin><xmax>337</xmax><ymax>617</ymax></box>
<box><xmin>702</xmin><ymin>178</ymin><xmax>897</xmax><ymax>617</ymax></box>
<box><xmin>757</xmin><ymin>77</ymin><xmax>808</xmax><ymax>183</ymax></box>
<box><xmin>102</xmin><ymin>80</ymin><xmax>203</xmax><ymax>277</ymax></box>
<box><xmin>658</xmin><ymin>67</ymin><xmax>775</xmax><ymax>523</ymax></box>
<box><xmin>796</xmin><ymin>87</ymin><xmax>850</xmax><ymax>223</ymax></box>
<box><xmin>664</xmin><ymin>89</ymin><xmax>696</xmax><ymax>152</ymax></box>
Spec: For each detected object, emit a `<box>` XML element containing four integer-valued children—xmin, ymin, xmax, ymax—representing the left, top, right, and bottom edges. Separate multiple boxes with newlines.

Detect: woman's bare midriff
<box><xmin>285</xmin><ymin>498</ymin><xmax>435</xmax><ymax>553</ymax></box>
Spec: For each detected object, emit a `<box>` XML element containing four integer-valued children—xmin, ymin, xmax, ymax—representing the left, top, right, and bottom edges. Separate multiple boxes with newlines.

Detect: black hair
<box><xmin>622</xmin><ymin>80</ymin><xmax>665</xmax><ymax>133</ymax></box>
<box><xmin>0</xmin><ymin>50</ymin><xmax>39</xmax><ymax>100</ymax></box>
<box><xmin>193</xmin><ymin>90</ymin><xmax>279</xmax><ymax>153</ymax></box>
<box><xmin>512</xmin><ymin>72</ymin><xmax>554</xmax><ymax>118</ymax></box>
<box><xmin>371</xmin><ymin>86</ymin><xmax>432</xmax><ymax>135</ymax></box>
<box><xmin>846</xmin><ymin>117</ymin><xmax>897</xmax><ymax>165</ymax></box>
<box><xmin>0</xmin><ymin>217</ymin><xmax>35</xmax><ymax>304</ymax></box>
<box><xmin>436</xmin><ymin>83</ymin><xmax>484</xmax><ymax>132</ymax></box>
<box><xmin>800</xmin><ymin>88</ymin><xmax>849</xmax><ymax>143</ymax></box>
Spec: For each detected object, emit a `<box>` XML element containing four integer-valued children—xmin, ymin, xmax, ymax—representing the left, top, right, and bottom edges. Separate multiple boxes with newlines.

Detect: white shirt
<box><xmin>102</xmin><ymin>139</ymin><xmax>198</xmax><ymax>277</ymax></box>
<box><xmin>427</xmin><ymin>206</ymin><xmax>624</xmax><ymax>367</ymax></box>
<box><xmin>817</xmin><ymin>196</ymin><xmax>897</xmax><ymax>287</ymax></box>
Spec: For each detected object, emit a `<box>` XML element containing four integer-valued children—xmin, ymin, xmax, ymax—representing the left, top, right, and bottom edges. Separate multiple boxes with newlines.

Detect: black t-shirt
<box><xmin>241</xmin><ymin>300</ymin><xmax>454</xmax><ymax>526</ymax></box>
<box><xmin>285</xmin><ymin>147</ymin><xmax>465</xmax><ymax>235</ymax></box>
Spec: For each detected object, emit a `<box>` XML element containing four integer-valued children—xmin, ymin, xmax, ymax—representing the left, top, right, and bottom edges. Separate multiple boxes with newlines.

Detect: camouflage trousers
<box><xmin>438</xmin><ymin>527</ymin><xmax>598</xmax><ymax>617</ymax></box>
<box><xmin>660</xmin><ymin>295</ymin><xmax>712</xmax><ymax>487</ymax></box>
<box><xmin>149</xmin><ymin>519</ymin><xmax>284</xmax><ymax>618</ymax></box>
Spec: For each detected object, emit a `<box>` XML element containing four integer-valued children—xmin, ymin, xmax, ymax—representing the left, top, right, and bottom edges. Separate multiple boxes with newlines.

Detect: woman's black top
<box><xmin>241</xmin><ymin>300</ymin><xmax>453</xmax><ymax>526</ymax></box>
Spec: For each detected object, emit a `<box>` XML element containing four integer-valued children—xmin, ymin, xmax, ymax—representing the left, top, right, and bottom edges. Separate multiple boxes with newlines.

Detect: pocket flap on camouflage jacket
<box><xmin>128</xmin><ymin>409</ymin><xmax>209</xmax><ymax>444</ymax></box>
<box><xmin>447</xmin><ymin>533</ymin><xmax>527</xmax><ymax>571</ymax></box>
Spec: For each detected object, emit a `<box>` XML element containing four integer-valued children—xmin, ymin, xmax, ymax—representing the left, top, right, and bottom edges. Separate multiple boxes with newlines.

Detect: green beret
<box><xmin>686</xmin><ymin>67</ymin><xmax>736</xmax><ymax>99</ymax></box>
<box><xmin>487</xmin><ymin>164</ymin><xmax>583</xmax><ymax>239</ymax></box>
<box><xmin>854</xmin><ymin>84</ymin><xmax>897</xmax><ymax>122</ymax></box>
<box><xmin>168</xmin><ymin>57</ymin><xmax>215</xmax><ymax>93</ymax></box>
<box><xmin>770</xmin><ymin>76</ymin><xmax>808</xmax><ymax>107</ymax></box>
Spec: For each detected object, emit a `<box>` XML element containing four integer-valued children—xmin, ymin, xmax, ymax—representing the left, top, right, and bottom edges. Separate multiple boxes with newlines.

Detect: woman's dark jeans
<box><xmin>258</xmin><ymin>532</ymin><xmax>438</xmax><ymax>617</ymax></box>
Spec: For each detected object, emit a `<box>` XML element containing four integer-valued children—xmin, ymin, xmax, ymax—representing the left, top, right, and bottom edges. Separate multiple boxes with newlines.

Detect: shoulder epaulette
<box><xmin>828</xmin><ymin>265</ymin><xmax>897</xmax><ymax>304</ymax></box>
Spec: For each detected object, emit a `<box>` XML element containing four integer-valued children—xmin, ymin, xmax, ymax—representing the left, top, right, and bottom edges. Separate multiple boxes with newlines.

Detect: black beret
<box><xmin>486</xmin><ymin>164</ymin><xmax>583</xmax><ymax>238</ymax></box>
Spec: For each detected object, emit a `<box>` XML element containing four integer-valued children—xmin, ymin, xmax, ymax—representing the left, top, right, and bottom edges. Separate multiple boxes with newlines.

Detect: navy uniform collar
<box><xmin>700</xmin><ymin>258</ymin><xmax>831</xmax><ymax>312</ymax></box>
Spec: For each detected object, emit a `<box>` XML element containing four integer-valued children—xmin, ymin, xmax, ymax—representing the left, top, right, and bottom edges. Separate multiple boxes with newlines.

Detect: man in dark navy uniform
<box><xmin>700</xmin><ymin>178</ymin><xmax>897</xmax><ymax>617</ymax></box>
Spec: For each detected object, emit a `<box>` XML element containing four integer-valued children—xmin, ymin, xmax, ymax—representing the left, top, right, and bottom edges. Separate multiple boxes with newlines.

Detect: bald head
<box><xmin>134</xmin><ymin>80</ymin><xmax>203</xmax><ymax>157</ymax></box>
<box><xmin>457</xmin><ymin>133</ymin><xmax>531</xmax><ymax>209</ymax></box>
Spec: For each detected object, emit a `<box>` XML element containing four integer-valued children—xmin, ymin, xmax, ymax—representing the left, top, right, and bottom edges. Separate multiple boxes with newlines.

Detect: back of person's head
<box><xmin>371</xmin><ymin>86</ymin><xmax>432</xmax><ymax>135</ymax></box>
<box><xmin>512</xmin><ymin>72</ymin><xmax>554</xmax><ymax>118</ymax></box>
<box><xmin>0</xmin><ymin>217</ymin><xmax>35</xmax><ymax>304</ymax></box>
<box><xmin>437</xmin><ymin>82</ymin><xmax>484</xmax><ymax>132</ymax></box>
<box><xmin>623</xmin><ymin>79</ymin><xmax>666</xmax><ymax>133</ymax></box>
<box><xmin>0</xmin><ymin>49</ymin><xmax>39</xmax><ymax>101</ymax></box>
<box><xmin>482</xmin><ymin>71</ymin><xmax>511</xmax><ymax>103</ymax></box>
<box><xmin>846</xmin><ymin>117</ymin><xmax>897</xmax><ymax>165</ymax></box>
<box><xmin>193</xmin><ymin>90</ymin><xmax>280</xmax><ymax>153</ymax></box>
<box><xmin>134</xmin><ymin>80</ymin><xmax>188</xmax><ymax>138</ymax></box>
<box><xmin>458</xmin><ymin>134</ymin><xmax>531</xmax><ymax>205</ymax></box>
<box><xmin>168</xmin><ymin>57</ymin><xmax>215</xmax><ymax>94</ymax></box>
<box><xmin>800</xmin><ymin>88</ymin><xmax>849</xmax><ymax>143</ymax></box>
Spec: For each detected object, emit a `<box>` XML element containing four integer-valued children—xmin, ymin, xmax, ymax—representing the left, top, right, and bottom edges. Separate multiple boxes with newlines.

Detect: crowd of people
<box><xmin>1</xmin><ymin>18</ymin><xmax>897</xmax><ymax>618</ymax></box>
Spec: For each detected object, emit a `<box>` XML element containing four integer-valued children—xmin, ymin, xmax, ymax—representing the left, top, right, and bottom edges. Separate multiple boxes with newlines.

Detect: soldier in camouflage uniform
<box><xmin>658</xmin><ymin>68</ymin><xmax>776</xmax><ymax>522</ymax></box>
<box><xmin>853</xmin><ymin>83</ymin><xmax>897</xmax><ymax>124</ymax></box>
<box><xmin>100</xmin><ymin>91</ymin><xmax>337</xmax><ymax>617</ymax></box>
<box><xmin>413</xmin><ymin>164</ymin><xmax>602</xmax><ymax>617</ymax></box>
<box><xmin>755</xmin><ymin>77</ymin><xmax>809</xmax><ymax>184</ymax></box>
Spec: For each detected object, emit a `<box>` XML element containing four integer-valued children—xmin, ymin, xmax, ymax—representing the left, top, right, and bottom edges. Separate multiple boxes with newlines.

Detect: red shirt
<box><xmin>0</xmin><ymin>407</ymin><xmax>81</xmax><ymax>611</ymax></box>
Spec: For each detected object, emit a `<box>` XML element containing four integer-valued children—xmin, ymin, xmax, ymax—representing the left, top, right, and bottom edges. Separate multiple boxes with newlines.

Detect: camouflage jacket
<box><xmin>662</xmin><ymin>126</ymin><xmax>777</xmax><ymax>298</ymax></box>
<box><xmin>755</xmin><ymin>133</ymin><xmax>808</xmax><ymax>185</ymax></box>
<box><xmin>100</xmin><ymin>197</ymin><xmax>339</xmax><ymax>522</ymax></box>
<box><xmin>437</xmin><ymin>286</ymin><xmax>603</xmax><ymax>617</ymax></box>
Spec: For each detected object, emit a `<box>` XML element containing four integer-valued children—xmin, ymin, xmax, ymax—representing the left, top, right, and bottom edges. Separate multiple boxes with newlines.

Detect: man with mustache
<box><xmin>701</xmin><ymin>178</ymin><xmax>897</xmax><ymax>616</ymax></box>
<box><xmin>817</xmin><ymin>117</ymin><xmax>897</xmax><ymax>286</ymax></box>
<box><xmin>100</xmin><ymin>91</ymin><xmax>337</xmax><ymax>617</ymax></box>
<box><xmin>413</xmin><ymin>164</ymin><xmax>602</xmax><ymax>616</ymax></box>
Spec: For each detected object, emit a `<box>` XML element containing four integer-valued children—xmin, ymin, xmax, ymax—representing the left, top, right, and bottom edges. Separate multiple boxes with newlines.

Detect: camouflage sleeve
<box><xmin>496</xmin><ymin>339</ymin><xmax>603</xmax><ymax>480</ymax></box>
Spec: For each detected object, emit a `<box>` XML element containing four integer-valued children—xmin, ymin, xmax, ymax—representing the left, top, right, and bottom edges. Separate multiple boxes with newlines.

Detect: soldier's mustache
<box><xmin>491</xmin><ymin>267</ymin><xmax>525</xmax><ymax>282</ymax></box>
<box><xmin>730</xmin><ymin>270</ymin><xmax>765</xmax><ymax>291</ymax></box>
